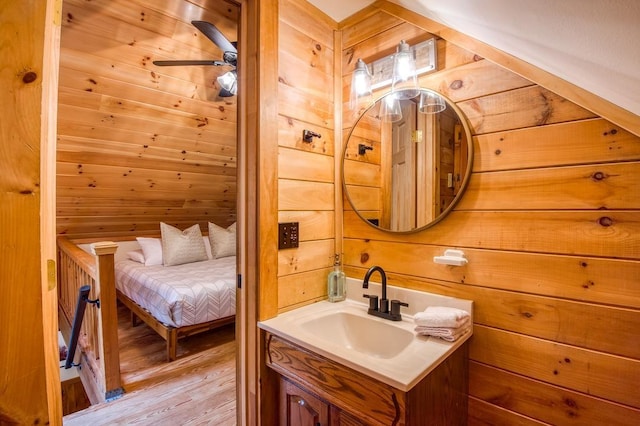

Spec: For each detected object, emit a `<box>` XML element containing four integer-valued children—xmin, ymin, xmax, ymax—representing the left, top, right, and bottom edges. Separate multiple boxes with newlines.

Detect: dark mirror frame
<box><xmin>342</xmin><ymin>88</ymin><xmax>474</xmax><ymax>234</ymax></box>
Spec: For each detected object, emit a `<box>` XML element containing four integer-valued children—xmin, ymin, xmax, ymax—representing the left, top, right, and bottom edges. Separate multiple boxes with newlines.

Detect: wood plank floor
<box><xmin>63</xmin><ymin>303</ymin><xmax>237</xmax><ymax>425</ymax></box>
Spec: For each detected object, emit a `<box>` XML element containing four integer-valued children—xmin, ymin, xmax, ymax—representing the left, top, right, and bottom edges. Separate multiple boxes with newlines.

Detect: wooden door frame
<box><xmin>42</xmin><ymin>0</ymin><xmax>64</xmax><ymax>423</ymax></box>
<box><xmin>235</xmin><ymin>0</ymin><xmax>280</xmax><ymax>425</ymax></box>
<box><xmin>2</xmin><ymin>0</ymin><xmax>66</xmax><ymax>423</ymax></box>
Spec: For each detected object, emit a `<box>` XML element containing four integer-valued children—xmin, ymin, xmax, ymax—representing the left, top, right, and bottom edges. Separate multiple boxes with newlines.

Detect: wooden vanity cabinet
<box><xmin>265</xmin><ymin>332</ymin><xmax>468</xmax><ymax>426</ymax></box>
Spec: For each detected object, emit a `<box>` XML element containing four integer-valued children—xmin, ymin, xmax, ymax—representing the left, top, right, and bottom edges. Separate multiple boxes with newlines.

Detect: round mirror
<box><xmin>343</xmin><ymin>88</ymin><xmax>473</xmax><ymax>233</ymax></box>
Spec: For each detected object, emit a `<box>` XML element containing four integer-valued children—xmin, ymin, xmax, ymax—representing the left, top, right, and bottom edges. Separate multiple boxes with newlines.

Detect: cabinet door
<box><xmin>281</xmin><ymin>378</ymin><xmax>329</xmax><ymax>426</ymax></box>
<box><xmin>330</xmin><ymin>406</ymin><xmax>368</xmax><ymax>426</ymax></box>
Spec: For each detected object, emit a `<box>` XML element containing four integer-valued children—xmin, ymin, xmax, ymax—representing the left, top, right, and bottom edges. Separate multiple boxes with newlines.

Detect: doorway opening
<box><xmin>55</xmin><ymin>0</ymin><xmax>244</xmax><ymax>423</ymax></box>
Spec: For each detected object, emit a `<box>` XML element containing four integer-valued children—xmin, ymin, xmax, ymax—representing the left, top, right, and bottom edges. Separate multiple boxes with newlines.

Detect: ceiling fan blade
<box><xmin>192</xmin><ymin>20</ymin><xmax>237</xmax><ymax>54</ymax></box>
<box><xmin>153</xmin><ymin>60</ymin><xmax>228</xmax><ymax>66</ymax></box>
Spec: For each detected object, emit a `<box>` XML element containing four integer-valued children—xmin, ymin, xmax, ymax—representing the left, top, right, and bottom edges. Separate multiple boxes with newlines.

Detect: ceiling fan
<box><xmin>153</xmin><ymin>21</ymin><xmax>238</xmax><ymax>97</ymax></box>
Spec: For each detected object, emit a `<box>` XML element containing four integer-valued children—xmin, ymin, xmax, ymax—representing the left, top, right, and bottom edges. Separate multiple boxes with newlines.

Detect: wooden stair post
<box><xmin>91</xmin><ymin>241</ymin><xmax>123</xmax><ymax>401</ymax></box>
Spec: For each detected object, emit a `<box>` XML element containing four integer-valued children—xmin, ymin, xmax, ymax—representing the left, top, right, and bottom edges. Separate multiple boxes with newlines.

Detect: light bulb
<box><xmin>391</xmin><ymin>40</ymin><xmax>419</xmax><ymax>99</ymax></box>
<box><xmin>354</xmin><ymin>73</ymin><xmax>370</xmax><ymax>95</ymax></box>
<box><xmin>217</xmin><ymin>70</ymin><xmax>237</xmax><ymax>95</ymax></box>
<box><xmin>350</xmin><ymin>59</ymin><xmax>372</xmax><ymax>110</ymax></box>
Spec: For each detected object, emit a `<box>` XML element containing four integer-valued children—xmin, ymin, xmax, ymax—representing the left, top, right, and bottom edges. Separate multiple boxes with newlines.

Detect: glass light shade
<box><xmin>419</xmin><ymin>91</ymin><xmax>446</xmax><ymax>114</ymax></box>
<box><xmin>379</xmin><ymin>94</ymin><xmax>402</xmax><ymax>123</ymax></box>
<box><xmin>391</xmin><ymin>40</ymin><xmax>419</xmax><ymax>99</ymax></box>
<box><xmin>217</xmin><ymin>70</ymin><xmax>237</xmax><ymax>95</ymax></box>
<box><xmin>350</xmin><ymin>59</ymin><xmax>372</xmax><ymax>110</ymax></box>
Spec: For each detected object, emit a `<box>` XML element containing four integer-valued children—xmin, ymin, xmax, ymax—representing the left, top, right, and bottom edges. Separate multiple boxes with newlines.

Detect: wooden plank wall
<box><xmin>340</xmin><ymin>9</ymin><xmax>640</xmax><ymax>425</ymax></box>
<box><xmin>57</xmin><ymin>0</ymin><xmax>239</xmax><ymax>240</ymax></box>
<box><xmin>343</xmin><ymin>111</ymin><xmax>383</xmax><ymax>225</ymax></box>
<box><xmin>276</xmin><ymin>0</ymin><xmax>338</xmax><ymax>311</ymax></box>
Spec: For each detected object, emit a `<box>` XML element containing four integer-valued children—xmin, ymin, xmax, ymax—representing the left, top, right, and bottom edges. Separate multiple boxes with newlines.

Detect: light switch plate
<box><xmin>278</xmin><ymin>222</ymin><xmax>299</xmax><ymax>250</ymax></box>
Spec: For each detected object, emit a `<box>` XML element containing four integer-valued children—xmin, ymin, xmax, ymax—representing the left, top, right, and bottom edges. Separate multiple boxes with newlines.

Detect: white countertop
<box><xmin>259</xmin><ymin>278</ymin><xmax>473</xmax><ymax>391</ymax></box>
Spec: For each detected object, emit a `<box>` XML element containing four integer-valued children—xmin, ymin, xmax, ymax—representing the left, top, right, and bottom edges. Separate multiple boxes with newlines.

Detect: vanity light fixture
<box><xmin>391</xmin><ymin>40</ymin><xmax>419</xmax><ymax>99</ymax></box>
<box><xmin>350</xmin><ymin>58</ymin><xmax>373</xmax><ymax>111</ymax></box>
<box><xmin>348</xmin><ymin>38</ymin><xmax>437</xmax><ymax>113</ymax></box>
<box><xmin>217</xmin><ymin>69</ymin><xmax>237</xmax><ymax>96</ymax></box>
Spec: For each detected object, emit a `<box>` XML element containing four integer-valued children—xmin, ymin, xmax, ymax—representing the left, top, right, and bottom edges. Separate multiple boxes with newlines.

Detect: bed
<box><xmin>112</xmin><ymin>222</ymin><xmax>237</xmax><ymax>361</ymax></box>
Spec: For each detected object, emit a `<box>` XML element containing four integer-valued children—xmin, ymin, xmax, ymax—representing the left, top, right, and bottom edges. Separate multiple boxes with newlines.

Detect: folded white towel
<box><xmin>414</xmin><ymin>306</ymin><xmax>470</xmax><ymax>328</ymax></box>
<box><xmin>415</xmin><ymin>324</ymin><xmax>471</xmax><ymax>342</ymax></box>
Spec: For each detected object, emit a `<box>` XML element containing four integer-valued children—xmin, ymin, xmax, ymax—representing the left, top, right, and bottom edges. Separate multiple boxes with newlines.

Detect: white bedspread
<box><xmin>115</xmin><ymin>257</ymin><xmax>236</xmax><ymax>328</ymax></box>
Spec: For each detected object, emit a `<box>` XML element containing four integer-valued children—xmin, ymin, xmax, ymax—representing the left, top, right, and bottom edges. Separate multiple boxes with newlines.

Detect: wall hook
<box><xmin>302</xmin><ymin>129</ymin><xmax>321</xmax><ymax>143</ymax></box>
<box><xmin>358</xmin><ymin>144</ymin><xmax>373</xmax><ymax>155</ymax></box>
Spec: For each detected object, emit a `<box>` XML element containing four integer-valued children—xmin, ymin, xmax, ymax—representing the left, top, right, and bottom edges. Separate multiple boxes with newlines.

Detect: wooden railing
<box><xmin>57</xmin><ymin>237</ymin><xmax>122</xmax><ymax>403</ymax></box>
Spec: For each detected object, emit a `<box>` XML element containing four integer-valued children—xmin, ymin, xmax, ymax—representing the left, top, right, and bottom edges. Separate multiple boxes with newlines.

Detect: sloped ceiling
<box><xmin>308</xmin><ymin>0</ymin><xmax>640</xmax><ymax>117</ymax></box>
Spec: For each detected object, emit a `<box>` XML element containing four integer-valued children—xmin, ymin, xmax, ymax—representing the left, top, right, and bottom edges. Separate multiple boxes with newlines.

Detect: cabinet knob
<box><xmin>291</xmin><ymin>396</ymin><xmax>306</xmax><ymax>406</ymax></box>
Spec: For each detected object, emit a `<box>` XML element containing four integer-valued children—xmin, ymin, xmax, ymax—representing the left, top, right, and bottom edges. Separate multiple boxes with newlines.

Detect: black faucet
<box><xmin>362</xmin><ymin>266</ymin><xmax>408</xmax><ymax>321</ymax></box>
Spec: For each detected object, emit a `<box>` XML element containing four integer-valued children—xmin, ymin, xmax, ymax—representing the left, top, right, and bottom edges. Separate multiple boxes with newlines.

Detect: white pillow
<box><xmin>160</xmin><ymin>222</ymin><xmax>208</xmax><ymax>266</ymax></box>
<box><xmin>208</xmin><ymin>222</ymin><xmax>236</xmax><ymax>259</ymax></box>
<box><xmin>203</xmin><ymin>236</ymin><xmax>213</xmax><ymax>260</ymax></box>
<box><xmin>227</xmin><ymin>222</ymin><xmax>237</xmax><ymax>232</ymax></box>
<box><xmin>127</xmin><ymin>249</ymin><xmax>145</xmax><ymax>264</ymax></box>
<box><xmin>136</xmin><ymin>237</ymin><xmax>163</xmax><ymax>266</ymax></box>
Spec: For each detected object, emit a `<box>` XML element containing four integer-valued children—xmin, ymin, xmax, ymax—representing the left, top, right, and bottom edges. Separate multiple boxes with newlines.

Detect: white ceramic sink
<box><xmin>259</xmin><ymin>284</ymin><xmax>473</xmax><ymax>391</ymax></box>
<box><xmin>300</xmin><ymin>311</ymin><xmax>414</xmax><ymax>359</ymax></box>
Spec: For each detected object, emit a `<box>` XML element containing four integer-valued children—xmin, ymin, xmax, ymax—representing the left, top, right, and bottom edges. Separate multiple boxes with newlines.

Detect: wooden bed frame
<box><xmin>57</xmin><ymin>235</ymin><xmax>236</xmax><ymax>405</ymax></box>
<box><xmin>116</xmin><ymin>289</ymin><xmax>235</xmax><ymax>362</ymax></box>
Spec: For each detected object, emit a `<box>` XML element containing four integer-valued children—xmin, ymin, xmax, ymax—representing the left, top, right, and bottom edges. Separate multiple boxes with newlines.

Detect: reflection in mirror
<box><xmin>343</xmin><ymin>88</ymin><xmax>473</xmax><ymax>233</ymax></box>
